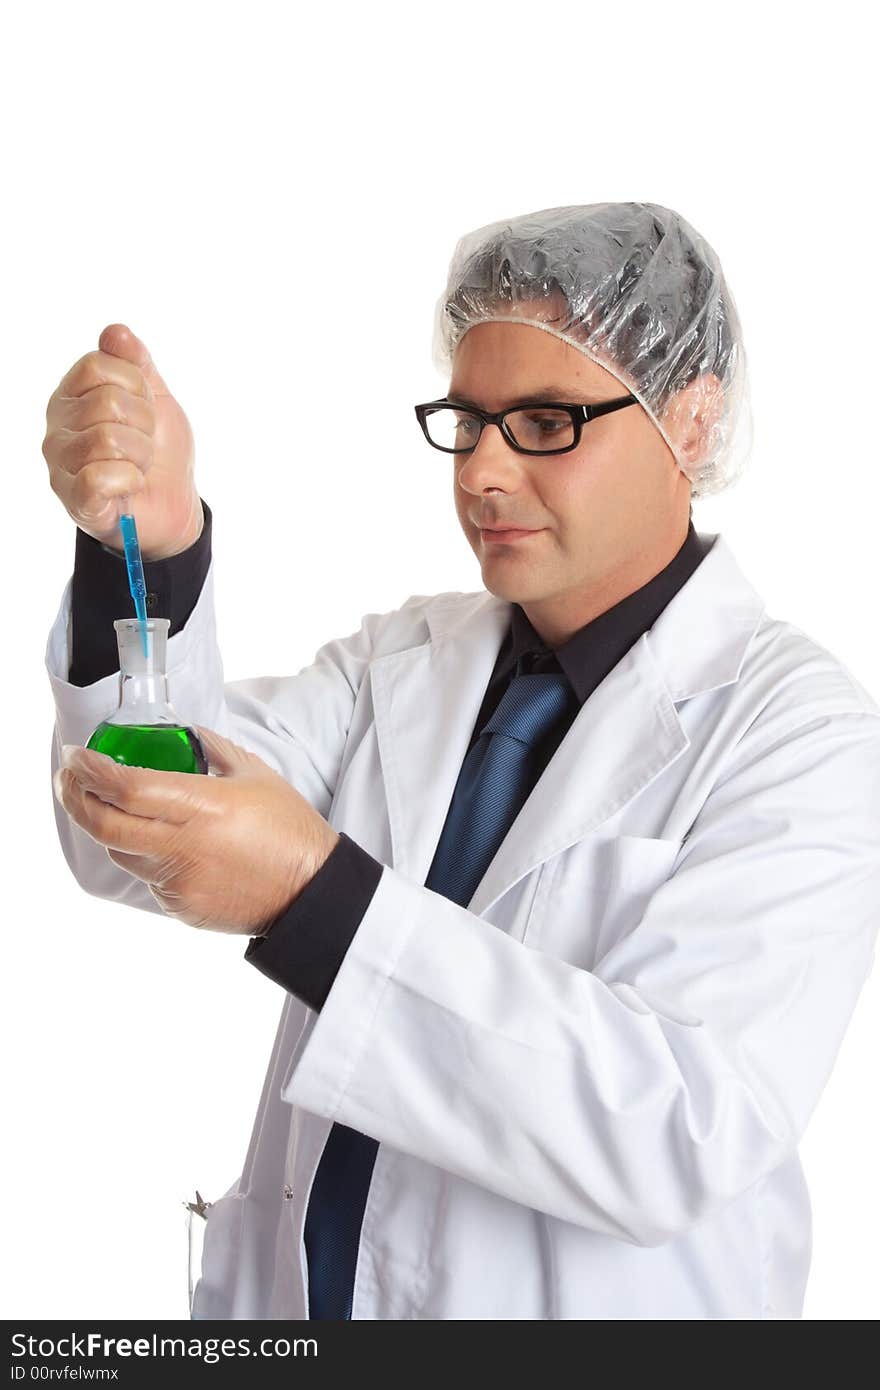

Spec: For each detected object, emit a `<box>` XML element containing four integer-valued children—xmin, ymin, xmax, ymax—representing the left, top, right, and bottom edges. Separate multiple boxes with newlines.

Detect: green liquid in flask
<box><xmin>87</xmin><ymin>722</ymin><xmax>208</xmax><ymax>774</ymax></box>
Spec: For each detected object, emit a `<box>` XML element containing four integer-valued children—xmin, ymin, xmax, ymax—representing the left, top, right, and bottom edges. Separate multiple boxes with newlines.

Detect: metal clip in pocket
<box><xmin>183</xmin><ymin>1190</ymin><xmax>213</xmax><ymax>1315</ymax></box>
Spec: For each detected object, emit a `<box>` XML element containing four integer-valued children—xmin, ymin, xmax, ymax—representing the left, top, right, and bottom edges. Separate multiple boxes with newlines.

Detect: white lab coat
<box><xmin>45</xmin><ymin>531</ymin><xmax>880</xmax><ymax>1320</ymax></box>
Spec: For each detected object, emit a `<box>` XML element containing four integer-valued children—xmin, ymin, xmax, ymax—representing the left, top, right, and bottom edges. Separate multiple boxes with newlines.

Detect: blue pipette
<box><xmin>118</xmin><ymin>496</ymin><xmax>149</xmax><ymax>658</ymax></box>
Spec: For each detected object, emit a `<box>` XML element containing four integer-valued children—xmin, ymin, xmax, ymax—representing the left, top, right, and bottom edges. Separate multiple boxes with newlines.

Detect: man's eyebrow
<box><xmin>445</xmin><ymin>386</ymin><xmax>592</xmax><ymax>409</ymax></box>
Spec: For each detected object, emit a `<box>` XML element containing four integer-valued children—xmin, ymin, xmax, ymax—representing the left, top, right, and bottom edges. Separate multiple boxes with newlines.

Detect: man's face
<box><xmin>448</xmin><ymin>318</ymin><xmax>695</xmax><ymax>644</ymax></box>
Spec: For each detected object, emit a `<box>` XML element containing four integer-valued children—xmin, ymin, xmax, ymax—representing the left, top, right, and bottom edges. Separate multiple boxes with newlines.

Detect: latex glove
<box><xmin>53</xmin><ymin>726</ymin><xmax>341</xmax><ymax>934</ymax></box>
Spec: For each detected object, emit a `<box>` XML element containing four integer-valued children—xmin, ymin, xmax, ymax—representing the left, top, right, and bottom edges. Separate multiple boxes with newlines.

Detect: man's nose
<box><xmin>455</xmin><ymin>425</ymin><xmax>527</xmax><ymax>494</ymax></box>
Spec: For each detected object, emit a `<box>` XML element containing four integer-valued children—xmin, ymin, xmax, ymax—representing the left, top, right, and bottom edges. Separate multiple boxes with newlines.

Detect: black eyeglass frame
<box><xmin>414</xmin><ymin>393</ymin><xmax>639</xmax><ymax>456</ymax></box>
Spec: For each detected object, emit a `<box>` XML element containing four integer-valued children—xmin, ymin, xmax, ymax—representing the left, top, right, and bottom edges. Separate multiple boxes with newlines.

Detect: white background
<box><xmin>2</xmin><ymin>0</ymin><xmax>877</xmax><ymax>1321</ymax></box>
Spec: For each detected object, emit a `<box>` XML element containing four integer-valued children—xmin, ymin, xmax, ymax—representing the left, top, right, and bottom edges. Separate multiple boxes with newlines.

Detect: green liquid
<box><xmin>86</xmin><ymin>722</ymin><xmax>208</xmax><ymax>774</ymax></box>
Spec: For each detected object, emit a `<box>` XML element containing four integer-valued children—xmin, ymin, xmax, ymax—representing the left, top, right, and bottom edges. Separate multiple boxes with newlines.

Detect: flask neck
<box><xmin>118</xmin><ymin>669</ymin><xmax>176</xmax><ymax>722</ymax></box>
<box><xmin>110</xmin><ymin>620</ymin><xmax>178</xmax><ymax>726</ymax></box>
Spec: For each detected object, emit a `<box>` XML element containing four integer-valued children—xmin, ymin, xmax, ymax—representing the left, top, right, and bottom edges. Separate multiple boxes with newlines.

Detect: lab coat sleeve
<box><xmin>283</xmin><ymin>706</ymin><xmax>880</xmax><ymax>1247</ymax></box>
<box><xmin>46</xmin><ymin>559</ymin><xmax>390</xmax><ymax>917</ymax></box>
<box><xmin>68</xmin><ymin>501</ymin><xmax>213</xmax><ymax>687</ymax></box>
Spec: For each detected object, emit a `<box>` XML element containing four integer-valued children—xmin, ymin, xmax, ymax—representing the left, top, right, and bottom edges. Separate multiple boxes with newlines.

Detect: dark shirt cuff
<box><xmin>68</xmin><ymin>497</ymin><xmax>213</xmax><ymax>686</ymax></box>
<box><xmin>244</xmin><ymin>832</ymin><xmax>384</xmax><ymax>1010</ymax></box>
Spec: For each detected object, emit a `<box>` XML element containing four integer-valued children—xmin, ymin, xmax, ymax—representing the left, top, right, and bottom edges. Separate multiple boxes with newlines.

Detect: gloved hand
<box><xmin>53</xmin><ymin>726</ymin><xmax>341</xmax><ymax>934</ymax></box>
<box><xmin>42</xmin><ymin>322</ymin><xmax>203</xmax><ymax>561</ymax></box>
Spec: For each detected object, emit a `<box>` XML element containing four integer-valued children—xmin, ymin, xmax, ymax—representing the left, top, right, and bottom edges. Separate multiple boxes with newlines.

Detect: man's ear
<box><xmin>659</xmin><ymin>372</ymin><xmax>725</xmax><ymax>468</ymax></box>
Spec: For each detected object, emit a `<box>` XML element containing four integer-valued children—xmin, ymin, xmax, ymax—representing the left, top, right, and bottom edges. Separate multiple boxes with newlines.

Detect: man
<box><xmin>46</xmin><ymin>203</ymin><xmax>880</xmax><ymax>1320</ymax></box>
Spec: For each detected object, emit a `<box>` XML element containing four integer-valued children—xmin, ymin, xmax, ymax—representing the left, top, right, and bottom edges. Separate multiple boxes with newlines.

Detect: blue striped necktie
<box><xmin>304</xmin><ymin>656</ymin><xmax>578</xmax><ymax>1319</ymax></box>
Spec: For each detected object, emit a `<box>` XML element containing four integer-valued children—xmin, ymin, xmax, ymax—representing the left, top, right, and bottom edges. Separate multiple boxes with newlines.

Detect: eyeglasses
<box><xmin>414</xmin><ymin>393</ymin><xmax>639</xmax><ymax>457</ymax></box>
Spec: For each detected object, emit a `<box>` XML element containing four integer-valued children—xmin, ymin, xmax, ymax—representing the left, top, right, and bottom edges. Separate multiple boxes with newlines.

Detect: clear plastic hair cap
<box><xmin>432</xmin><ymin>201</ymin><xmax>752</xmax><ymax>498</ymax></box>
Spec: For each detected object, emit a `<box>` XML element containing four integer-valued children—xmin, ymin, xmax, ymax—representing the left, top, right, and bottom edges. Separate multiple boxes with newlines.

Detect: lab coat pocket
<box><xmin>592</xmin><ymin>834</ymin><xmax>685</xmax><ymax>964</ymax></box>
<box><xmin>526</xmin><ymin>833</ymin><xmax>684</xmax><ymax>970</ymax></box>
<box><xmin>187</xmin><ymin>1188</ymin><xmax>246</xmax><ymax>1319</ymax></box>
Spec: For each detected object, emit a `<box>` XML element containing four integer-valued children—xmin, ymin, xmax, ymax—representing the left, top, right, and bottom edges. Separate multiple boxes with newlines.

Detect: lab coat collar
<box><xmin>423</xmin><ymin>532</ymin><xmax>765</xmax><ymax>703</ymax></box>
<box><xmin>506</xmin><ymin>518</ymin><xmax>714</xmax><ymax>703</ymax></box>
<box><xmin>369</xmin><ymin>532</ymin><xmax>766</xmax><ymax>913</ymax></box>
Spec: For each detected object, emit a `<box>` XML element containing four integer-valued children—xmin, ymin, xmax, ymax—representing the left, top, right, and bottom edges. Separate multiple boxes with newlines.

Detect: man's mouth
<box><xmin>479</xmin><ymin>525</ymin><xmax>543</xmax><ymax>544</ymax></box>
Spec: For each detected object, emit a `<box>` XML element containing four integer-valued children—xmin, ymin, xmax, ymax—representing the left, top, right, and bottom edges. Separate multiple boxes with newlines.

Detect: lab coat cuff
<box><xmin>279</xmin><ymin>863</ymin><xmax>419</xmax><ymax>1116</ymax></box>
<box><xmin>68</xmin><ymin>497</ymin><xmax>213</xmax><ymax>686</ymax></box>
<box><xmin>244</xmin><ymin>832</ymin><xmax>384</xmax><ymax>1009</ymax></box>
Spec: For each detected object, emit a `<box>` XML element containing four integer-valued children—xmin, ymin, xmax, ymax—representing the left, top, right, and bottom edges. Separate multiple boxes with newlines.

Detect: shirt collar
<box><xmin>509</xmin><ymin>518</ymin><xmax>714</xmax><ymax>704</ymax></box>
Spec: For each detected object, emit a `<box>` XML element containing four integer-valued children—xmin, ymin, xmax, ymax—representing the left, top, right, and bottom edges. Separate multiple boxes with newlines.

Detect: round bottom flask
<box><xmin>86</xmin><ymin>618</ymin><xmax>207</xmax><ymax>774</ymax></box>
